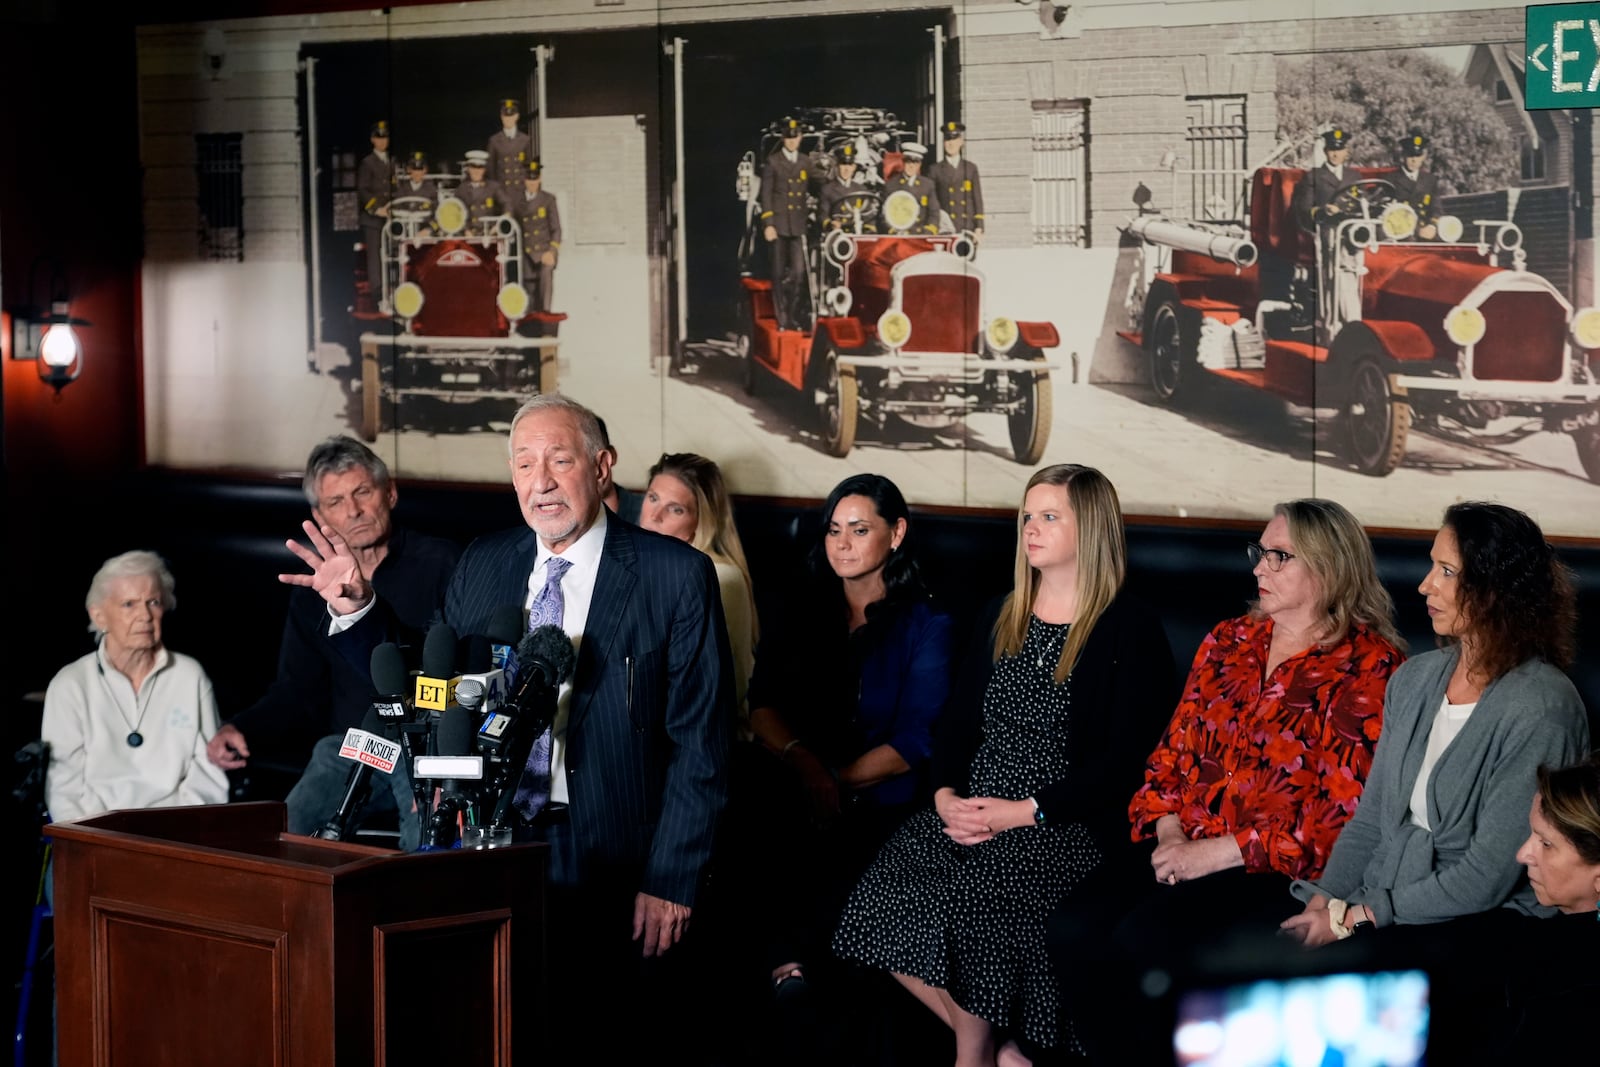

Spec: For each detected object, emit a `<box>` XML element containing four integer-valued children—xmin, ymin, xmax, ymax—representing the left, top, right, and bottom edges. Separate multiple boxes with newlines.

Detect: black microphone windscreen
<box><xmin>370</xmin><ymin>642</ymin><xmax>409</xmax><ymax>697</ymax></box>
<box><xmin>518</xmin><ymin>624</ymin><xmax>578</xmax><ymax>686</ymax></box>
<box><xmin>360</xmin><ymin>706</ymin><xmax>385</xmax><ymax>733</ymax></box>
<box><xmin>463</xmin><ymin>634</ymin><xmax>493</xmax><ymax>673</ymax></box>
<box><xmin>437</xmin><ymin>705</ymin><xmax>475</xmax><ymax>757</ymax></box>
<box><xmin>486</xmin><ymin>604</ymin><xmax>525</xmax><ymax>647</ymax></box>
<box><xmin>422</xmin><ymin>621</ymin><xmax>458</xmax><ymax>679</ymax></box>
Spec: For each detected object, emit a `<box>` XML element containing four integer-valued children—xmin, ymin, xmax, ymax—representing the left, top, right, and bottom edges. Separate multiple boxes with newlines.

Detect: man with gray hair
<box><xmin>317</xmin><ymin>394</ymin><xmax>732</xmax><ymax>1059</ymax></box>
<box><xmin>206</xmin><ymin>435</ymin><xmax>459</xmax><ymax>850</ymax></box>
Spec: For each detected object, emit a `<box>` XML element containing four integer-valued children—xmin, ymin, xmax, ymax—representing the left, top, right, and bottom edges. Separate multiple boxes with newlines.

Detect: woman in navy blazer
<box><xmin>741</xmin><ymin>474</ymin><xmax>953</xmax><ymax>1041</ymax></box>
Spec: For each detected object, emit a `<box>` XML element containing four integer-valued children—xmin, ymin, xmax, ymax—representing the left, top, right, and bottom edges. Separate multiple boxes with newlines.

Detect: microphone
<box><xmin>371</xmin><ymin>640</ymin><xmax>428</xmax><ymax>814</ymax></box>
<box><xmin>312</xmin><ymin>706</ymin><xmax>402</xmax><ymax>842</ymax></box>
<box><xmin>458</xmin><ymin>635</ymin><xmax>508</xmax><ymax>715</ymax></box>
<box><xmin>414</xmin><ymin>621</ymin><xmax>459</xmax><ymax>713</ymax></box>
<box><xmin>510</xmin><ymin>624</ymin><xmax>579</xmax><ymax>711</ymax></box>
<box><xmin>485</xmin><ymin>604</ymin><xmax>525</xmax><ymax>673</ymax></box>
<box><xmin>418</xmin><ymin>705</ymin><xmax>482</xmax><ymax>849</ymax></box>
<box><xmin>482</xmin><ymin>624</ymin><xmax>578</xmax><ymax>830</ymax></box>
<box><xmin>369</xmin><ymin>642</ymin><xmax>411</xmax><ymax>732</ymax></box>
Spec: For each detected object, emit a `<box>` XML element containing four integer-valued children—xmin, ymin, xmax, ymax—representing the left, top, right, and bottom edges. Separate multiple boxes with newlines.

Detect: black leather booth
<box><xmin>34</xmin><ymin>470</ymin><xmax>1600</xmax><ymax>777</ymax></box>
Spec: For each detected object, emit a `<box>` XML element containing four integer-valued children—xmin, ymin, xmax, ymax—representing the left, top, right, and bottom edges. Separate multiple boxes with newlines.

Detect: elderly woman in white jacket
<box><xmin>43</xmin><ymin>550</ymin><xmax>230</xmax><ymax>823</ymax></box>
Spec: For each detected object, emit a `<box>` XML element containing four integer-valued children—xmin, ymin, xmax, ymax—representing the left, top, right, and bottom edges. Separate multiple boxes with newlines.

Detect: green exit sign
<box><xmin>1526</xmin><ymin>3</ymin><xmax>1600</xmax><ymax>109</ymax></box>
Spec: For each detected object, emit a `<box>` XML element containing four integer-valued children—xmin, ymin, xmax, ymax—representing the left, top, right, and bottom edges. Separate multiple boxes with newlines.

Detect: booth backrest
<box><xmin>44</xmin><ymin>472</ymin><xmax>1600</xmax><ymax>745</ymax></box>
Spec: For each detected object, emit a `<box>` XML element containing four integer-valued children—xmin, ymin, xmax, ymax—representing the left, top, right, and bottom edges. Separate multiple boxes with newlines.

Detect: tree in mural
<box><xmin>1276</xmin><ymin>50</ymin><xmax>1517</xmax><ymax>196</ymax></box>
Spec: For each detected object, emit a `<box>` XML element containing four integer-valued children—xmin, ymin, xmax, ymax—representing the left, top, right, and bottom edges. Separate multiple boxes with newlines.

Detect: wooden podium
<box><xmin>46</xmin><ymin>802</ymin><xmax>546</xmax><ymax>1067</ymax></box>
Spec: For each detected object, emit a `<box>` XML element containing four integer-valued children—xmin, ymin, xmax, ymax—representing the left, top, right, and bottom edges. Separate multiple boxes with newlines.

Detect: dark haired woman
<box><xmin>744</xmin><ymin>474</ymin><xmax>954</xmax><ymax>1019</ymax></box>
<box><xmin>833</xmin><ymin>465</ymin><xmax>1176</xmax><ymax>1066</ymax></box>
<box><xmin>1282</xmin><ymin>501</ymin><xmax>1589</xmax><ymax>945</ymax></box>
<box><xmin>1492</xmin><ymin>755</ymin><xmax>1600</xmax><ymax>1055</ymax></box>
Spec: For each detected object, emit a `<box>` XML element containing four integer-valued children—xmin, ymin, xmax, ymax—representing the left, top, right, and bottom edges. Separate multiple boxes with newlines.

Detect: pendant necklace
<box><xmin>1036</xmin><ymin>620</ymin><xmax>1069</xmax><ymax>669</ymax></box>
<box><xmin>97</xmin><ymin>657</ymin><xmax>152</xmax><ymax>748</ymax></box>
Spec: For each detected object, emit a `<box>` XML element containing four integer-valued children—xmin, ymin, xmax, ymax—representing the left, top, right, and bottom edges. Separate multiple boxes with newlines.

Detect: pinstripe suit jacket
<box><xmin>444</xmin><ymin>513</ymin><xmax>733</xmax><ymax>908</ymax></box>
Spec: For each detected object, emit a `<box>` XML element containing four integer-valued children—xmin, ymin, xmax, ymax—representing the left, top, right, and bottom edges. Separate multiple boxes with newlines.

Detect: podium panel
<box><xmin>47</xmin><ymin>803</ymin><xmax>545</xmax><ymax>1067</ymax></box>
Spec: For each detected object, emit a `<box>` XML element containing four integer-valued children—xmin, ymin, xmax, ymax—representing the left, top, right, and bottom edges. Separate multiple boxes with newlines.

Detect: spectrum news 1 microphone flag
<box><xmin>369</xmin><ymin>641</ymin><xmax>410</xmax><ymax>724</ymax></box>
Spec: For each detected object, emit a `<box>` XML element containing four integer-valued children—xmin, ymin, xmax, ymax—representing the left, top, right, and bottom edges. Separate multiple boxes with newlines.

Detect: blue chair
<box><xmin>13</xmin><ymin>846</ymin><xmax>51</xmax><ymax>1067</ymax></box>
<box><xmin>11</xmin><ymin>740</ymin><xmax>51</xmax><ymax>1067</ymax></box>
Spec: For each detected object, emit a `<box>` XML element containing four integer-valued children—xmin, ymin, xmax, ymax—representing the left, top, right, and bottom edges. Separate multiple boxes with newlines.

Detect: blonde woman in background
<box><xmin>639</xmin><ymin>452</ymin><xmax>759</xmax><ymax>724</ymax></box>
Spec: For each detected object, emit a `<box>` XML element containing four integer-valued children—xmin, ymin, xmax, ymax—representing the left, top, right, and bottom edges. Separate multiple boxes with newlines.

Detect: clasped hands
<box><xmin>935</xmin><ymin>787</ymin><xmax>1032</xmax><ymax>846</ymax></box>
<box><xmin>1149</xmin><ymin>815</ymin><xmax>1243</xmax><ymax>885</ymax></box>
<box><xmin>1278</xmin><ymin>894</ymin><xmax>1366</xmax><ymax>949</ymax></box>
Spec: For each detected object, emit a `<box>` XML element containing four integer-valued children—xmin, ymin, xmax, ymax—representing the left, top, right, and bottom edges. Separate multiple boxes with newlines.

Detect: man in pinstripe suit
<box><xmin>453</xmin><ymin>394</ymin><xmax>731</xmax><ymax>931</ymax></box>
<box><xmin>468</xmin><ymin>395</ymin><xmax>733</xmax><ymax>1055</ymax></box>
<box><xmin>299</xmin><ymin>394</ymin><xmax>732</xmax><ymax>1053</ymax></box>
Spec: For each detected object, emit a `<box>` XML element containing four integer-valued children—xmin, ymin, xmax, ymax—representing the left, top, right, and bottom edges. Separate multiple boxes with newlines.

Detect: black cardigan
<box><xmin>931</xmin><ymin>591</ymin><xmax>1179</xmax><ymax>855</ymax></box>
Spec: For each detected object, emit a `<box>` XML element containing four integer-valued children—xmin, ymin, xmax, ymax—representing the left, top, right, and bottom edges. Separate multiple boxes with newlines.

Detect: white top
<box><xmin>714</xmin><ymin>559</ymin><xmax>756</xmax><ymax>739</ymax></box>
<box><xmin>1407</xmin><ymin>694</ymin><xmax>1477</xmax><ymax>832</ymax></box>
<box><xmin>42</xmin><ymin>643</ymin><xmax>230</xmax><ymax>823</ymax></box>
<box><xmin>532</xmin><ymin>510</ymin><xmax>607</xmax><ymax>804</ymax></box>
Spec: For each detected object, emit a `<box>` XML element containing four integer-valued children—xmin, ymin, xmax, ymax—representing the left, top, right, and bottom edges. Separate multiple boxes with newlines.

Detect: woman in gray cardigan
<box><xmin>1281</xmin><ymin>501</ymin><xmax>1589</xmax><ymax>945</ymax></box>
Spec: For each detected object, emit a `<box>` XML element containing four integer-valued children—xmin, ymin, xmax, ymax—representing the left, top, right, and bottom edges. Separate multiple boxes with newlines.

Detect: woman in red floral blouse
<box><xmin>1045</xmin><ymin>498</ymin><xmax>1405</xmax><ymax>1064</ymax></box>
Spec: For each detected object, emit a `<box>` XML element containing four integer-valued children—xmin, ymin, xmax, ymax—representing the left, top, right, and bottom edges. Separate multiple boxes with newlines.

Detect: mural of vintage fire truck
<box><xmin>351</xmin><ymin>177</ymin><xmax>565</xmax><ymax>442</ymax></box>
<box><xmin>1119</xmin><ymin>163</ymin><xmax>1600</xmax><ymax>481</ymax></box>
<box><xmin>731</xmin><ymin>108</ymin><xmax>1059</xmax><ymax>463</ymax></box>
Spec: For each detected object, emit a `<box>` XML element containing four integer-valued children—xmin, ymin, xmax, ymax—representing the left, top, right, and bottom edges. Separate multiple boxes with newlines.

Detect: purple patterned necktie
<box><xmin>514</xmin><ymin>556</ymin><xmax>571</xmax><ymax>819</ymax></box>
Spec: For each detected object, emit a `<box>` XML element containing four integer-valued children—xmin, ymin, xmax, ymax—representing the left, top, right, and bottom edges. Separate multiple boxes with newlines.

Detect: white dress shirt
<box><xmin>530</xmin><ymin>510</ymin><xmax>607</xmax><ymax>803</ymax></box>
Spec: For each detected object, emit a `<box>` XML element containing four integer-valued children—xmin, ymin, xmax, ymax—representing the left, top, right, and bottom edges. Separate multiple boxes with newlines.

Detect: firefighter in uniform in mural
<box><xmin>1292</xmin><ymin>126</ymin><xmax>1365</xmax><ymax>327</ymax></box>
<box><xmin>927</xmin><ymin>119</ymin><xmax>984</xmax><ymax>241</ymax></box>
<box><xmin>1292</xmin><ymin>126</ymin><xmax>1359</xmax><ymax>233</ymax></box>
<box><xmin>487</xmin><ymin>98</ymin><xmax>533</xmax><ymax>190</ymax></box>
<box><xmin>395</xmin><ymin>150</ymin><xmax>438</xmax><ymax>215</ymax></box>
<box><xmin>761</xmin><ymin>116</ymin><xmax>811</xmax><ymax>330</ymax></box>
<box><xmin>1392</xmin><ymin>130</ymin><xmax>1440</xmax><ymax>241</ymax></box>
<box><xmin>886</xmin><ymin>141</ymin><xmax>939</xmax><ymax>234</ymax></box>
<box><xmin>818</xmin><ymin>142</ymin><xmax>875</xmax><ymax>233</ymax></box>
<box><xmin>509</xmin><ymin>158</ymin><xmax>561</xmax><ymax>312</ymax></box>
<box><xmin>457</xmin><ymin>150</ymin><xmax>504</xmax><ymax>232</ymax></box>
<box><xmin>358</xmin><ymin>119</ymin><xmax>396</xmax><ymax>298</ymax></box>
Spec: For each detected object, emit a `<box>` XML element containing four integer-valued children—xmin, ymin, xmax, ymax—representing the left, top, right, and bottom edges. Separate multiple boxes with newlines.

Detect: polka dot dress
<box><xmin>832</xmin><ymin>617</ymin><xmax>1100</xmax><ymax>1051</ymax></box>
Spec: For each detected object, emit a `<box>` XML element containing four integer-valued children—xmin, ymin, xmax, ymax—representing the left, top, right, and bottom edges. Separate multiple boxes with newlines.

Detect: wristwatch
<box><xmin>1030</xmin><ymin>797</ymin><xmax>1046</xmax><ymax>826</ymax></box>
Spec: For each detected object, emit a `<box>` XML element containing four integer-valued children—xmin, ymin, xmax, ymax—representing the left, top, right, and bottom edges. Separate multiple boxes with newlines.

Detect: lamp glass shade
<box><xmin>39</xmin><ymin>323</ymin><xmax>81</xmax><ymax>368</ymax></box>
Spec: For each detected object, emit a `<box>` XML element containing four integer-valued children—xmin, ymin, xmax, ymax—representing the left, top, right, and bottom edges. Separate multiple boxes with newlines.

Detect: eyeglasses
<box><xmin>1246</xmin><ymin>542</ymin><xmax>1296</xmax><ymax>572</ymax></box>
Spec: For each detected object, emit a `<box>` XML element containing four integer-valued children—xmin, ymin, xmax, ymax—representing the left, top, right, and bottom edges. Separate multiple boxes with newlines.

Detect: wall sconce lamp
<box><xmin>8</xmin><ymin>261</ymin><xmax>90</xmax><ymax>394</ymax></box>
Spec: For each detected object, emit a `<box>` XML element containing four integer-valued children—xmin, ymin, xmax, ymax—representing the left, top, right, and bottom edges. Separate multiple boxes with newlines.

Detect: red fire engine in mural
<box><xmin>351</xmin><ymin>170</ymin><xmax>565</xmax><ymax>442</ymax></box>
<box><xmin>732</xmin><ymin>108</ymin><xmax>1059</xmax><ymax>463</ymax></box>
<box><xmin>1119</xmin><ymin>164</ymin><xmax>1600</xmax><ymax>482</ymax></box>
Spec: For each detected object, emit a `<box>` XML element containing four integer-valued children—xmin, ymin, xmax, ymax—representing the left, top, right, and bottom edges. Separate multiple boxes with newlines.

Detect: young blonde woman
<box><xmin>832</xmin><ymin>465</ymin><xmax>1177</xmax><ymax>1067</ymax></box>
<box><xmin>639</xmin><ymin>452</ymin><xmax>759</xmax><ymax>718</ymax></box>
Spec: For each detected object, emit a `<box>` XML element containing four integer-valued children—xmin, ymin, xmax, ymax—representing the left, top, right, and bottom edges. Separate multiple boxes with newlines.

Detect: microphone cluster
<box><xmin>313</xmin><ymin>611</ymin><xmax>576</xmax><ymax>850</ymax></box>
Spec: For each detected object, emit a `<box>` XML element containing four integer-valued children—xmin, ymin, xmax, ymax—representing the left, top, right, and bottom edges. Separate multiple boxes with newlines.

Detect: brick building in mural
<box><xmin>140</xmin><ymin>2</ymin><xmax>1582</xmax><ymax>265</ymax></box>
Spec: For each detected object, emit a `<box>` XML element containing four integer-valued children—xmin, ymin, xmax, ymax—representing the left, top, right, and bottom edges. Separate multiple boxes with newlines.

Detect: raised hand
<box><xmin>279</xmin><ymin>517</ymin><xmax>374</xmax><ymax>616</ymax></box>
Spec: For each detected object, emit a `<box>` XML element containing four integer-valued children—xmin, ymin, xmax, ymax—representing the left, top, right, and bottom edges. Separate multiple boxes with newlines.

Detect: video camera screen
<box><xmin>1172</xmin><ymin>969</ymin><xmax>1429</xmax><ymax>1067</ymax></box>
